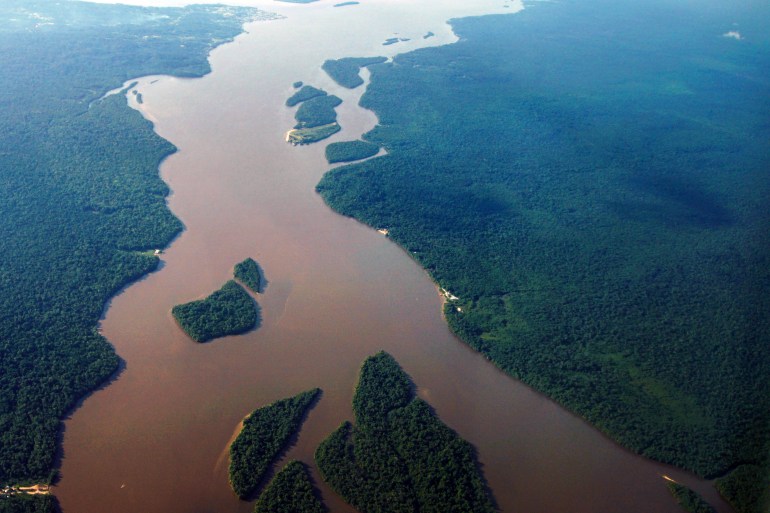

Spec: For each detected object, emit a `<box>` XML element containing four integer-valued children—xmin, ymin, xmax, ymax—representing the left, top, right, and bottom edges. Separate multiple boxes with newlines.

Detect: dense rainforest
<box><xmin>172</xmin><ymin>280</ymin><xmax>258</xmax><ymax>342</ymax></box>
<box><xmin>667</xmin><ymin>482</ymin><xmax>718</xmax><ymax>513</ymax></box>
<box><xmin>315</xmin><ymin>352</ymin><xmax>495</xmax><ymax>513</ymax></box>
<box><xmin>316</xmin><ymin>0</ymin><xmax>770</xmax><ymax>511</ymax></box>
<box><xmin>321</xmin><ymin>57</ymin><xmax>387</xmax><ymax>89</ymax></box>
<box><xmin>229</xmin><ymin>389</ymin><xmax>320</xmax><ymax>499</ymax></box>
<box><xmin>286</xmin><ymin>85</ymin><xmax>343</xmax><ymax>144</ymax></box>
<box><xmin>0</xmin><ymin>0</ymin><xmax>262</xmax><ymax>502</ymax></box>
<box><xmin>254</xmin><ymin>461</ymin><xmax>326</xmax><ymax>513</ymax></box>
<box><xmin>325</xmin><ymin>140</ymin><xmax>380</xmax><ymax>164</ymax></box>
<box><xmin>234</xmin><ymin>258</ymin><xmax>264</xmax><ymax>293</ymax></box>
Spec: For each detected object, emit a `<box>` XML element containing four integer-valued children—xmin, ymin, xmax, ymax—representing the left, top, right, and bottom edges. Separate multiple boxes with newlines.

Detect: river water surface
<box><xmin>55</xmin><ymin>1</ymin><xmax>733</xmax><ymax>512</ymax></box>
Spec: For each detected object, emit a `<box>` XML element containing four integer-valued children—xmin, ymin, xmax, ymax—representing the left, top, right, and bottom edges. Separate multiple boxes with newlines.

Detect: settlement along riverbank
<box><xmin>55</xmin><ymin>1</ymin><xmax>733</xmax><ymax>512</ymax></box>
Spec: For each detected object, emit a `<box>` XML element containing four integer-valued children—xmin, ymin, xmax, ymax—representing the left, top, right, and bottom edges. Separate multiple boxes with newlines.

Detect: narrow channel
<box><xmin>55</xmin><ymin>1</ymin><xmax>733</xmax><ymax>512</ymax></box>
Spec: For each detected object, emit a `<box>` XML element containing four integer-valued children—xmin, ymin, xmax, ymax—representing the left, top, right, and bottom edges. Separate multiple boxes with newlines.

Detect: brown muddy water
<box><xmin>55</xmin><ymin>1</ymin><xmax>733</xmax><ymax>512</ymax></box>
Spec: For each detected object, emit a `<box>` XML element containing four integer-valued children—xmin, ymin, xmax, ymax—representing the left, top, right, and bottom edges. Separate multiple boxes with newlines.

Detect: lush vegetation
<box><xmin>716</xmin><ymin>465</ymin><xmax>769</xmax><ymax>513</ymax></box>
<box><xmin>666</xmin><ymin>482</ymin><xmax>717</xmax><ymax>513</ymax></box>
<box><xmin>315</xmin><ymin>352</ymin><xmax>495</xmax><ymax>513</ymax></box>
<box><xmin>229</xmin><ymin>389</ymin><xmax>320</xmax><ymax>499</ymax></box>
<box><xmin>316</xmin><ymin>0</ymin><xmax>770</xmax><ymax>507</ymax></box>
<box><xmin>0</xmin><ymin>0</ymin><xmax>260</xmax><ymax>486</ymax></box>
<box><xmin>254</xmin><ymin>460</ymin><xmax>326</xmax><ymax>513</ymax></box>
<box><xmin>295</xmin><ymin>95</ymin><xmax>343</xmax><ymax>129</ymax></box>
<box><xmin>286</xmin><ymin>85</ymin><xmax>342</xmax><ymax>145</ymax></box>
<box><xmin>234</xmin><ymin>258</ymin><xmax>264</xmax><ymax>293</ymax></box>
<box><xmin>325</xmin><ymin>140</ymin><xmax>380</xmax><ymax>163</ymax></box>
<box><xmin>321</xmin><ymin>57</ymin><xmax>387</xmax><ymax>89</ymax></box>
<box><xmin>286</xmin><ymin>85</ymin><xmax>326</xmax><ymax>107</ymax></box>
<box><xmin>287</xmin><ymin>124</ymin><xmax>342</xmax><ymax>146</ymax></box>
<box><xmin>172</xmin><ymin>280</ymin><xmax>258</xmax><ymax>342</ymax></box>
<box><xmin>0</xmin><ymin>495</ymin><xmax>56</xmax><ymax>513</ymax></box>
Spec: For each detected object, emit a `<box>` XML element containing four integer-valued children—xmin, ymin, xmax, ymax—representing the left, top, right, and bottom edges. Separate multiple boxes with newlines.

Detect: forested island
<box><xmin>172</xmin><ymin>280</ymin><xmax>258</xmax><ymax>342</ymax></box>
<box><xmin>325</xmin><ymin>140</ymin><xmax>380</xmax><ymax>163</ymax></box>
<box><xmin>315</xmin><ymin>352</ymin><xmax>495</xmax><ymax>512</ymax></box>
<box><xmin>285</xmin><ymin>85</ymin><xmax>343</xmax><ymax>145</ymax></box>
<box><xmin>322</xmin><ymin>56</ymin><xmax>387</xmax><ymax>89</ymax></box>
<box><xmin>254</xmin><ymin>461</ymin><xmax>326</xmax><ymax>513</ymax></box>
<box><xmin>666</xmin><ymin>482</ymin><xmax>717</xmax><ymax>513</ymax></box>
<box><xmin>0</xmin><ymin>1</ymin><xmax>263</xmax><ymax>508</ymax></box>
<box><xmin>229</xmin><ymin>389</ymin><xmax>320</xmax><ymax>499</ymax></box>
<box><xmin>234</xmin><ymin>258</ymin><xmax>264</xmax><ymax>293</ymax></box>
<box><xmin>316</xmin><ymin>0</ymin><xmax>770</xmax><ymax>511</ymax></box>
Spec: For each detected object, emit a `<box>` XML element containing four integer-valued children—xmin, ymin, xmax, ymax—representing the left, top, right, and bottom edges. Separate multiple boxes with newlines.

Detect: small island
<box><xmin>285</xmin><ymin>86</ymin><xmax>343</xmax><ymax>145</ymax></box>
<box><xmin>234</xmin><ymin>257</ymin><xmax>263</xmax><ymax>293</ymax></box>
<box><xmin>333</xmin><ymin>1</ymin><xmax>359</xmax><ymax>6</ymax></box>
<box><xmin>382</xmin><ymin>37</ymin><xmax>399</xmax><ymax>46</ymax></box>
<box><xmin>171</xmin><ymin>280</ymin><xmax>258</xmax><ymax>342</ymax></box>
<box><xmin>666</xmin><ymin>481</ymin><xmax>717</xmax><ymax>513</ymax></box>
<box><xmin>315</xmin><ymin>352</ymin><xmax>495</xmax><ymax>512</ymax></box>
<box><xmin>321</xmin><ymin>56</ymin><xmax>387</xmax><ymax>89</ymax></box>
<box><xmin>286</xmin><ymin>124</ymin><xmax>341</xmax><ymax>145</ymax></box>
<box><xmin>325</xmin><ymin>140</ymin><xmax>380</xmax><ymax>163</ymax></box>
<box><xmin>295</xmin><ymin>95</ymin><xmax>342</xmax><ymax>128</ymax></box>
<box><xmin>229</xmin><ymin>388</ymin><xmax>321</xmax><ymax>499</ymax></box>
<box><xmin>286</xmin><ymin>85</ymin><xmax>326</xmax><ymax>107</ymax></box>
<box><xmin>292</xmin><ymin>81</ymin><xmax>303</xmax><ymax>88</ymax></box>
<box><xmin>255</xmin><ymin>460</ymin><xmax>326</xmax><ymax>513</ymax></box>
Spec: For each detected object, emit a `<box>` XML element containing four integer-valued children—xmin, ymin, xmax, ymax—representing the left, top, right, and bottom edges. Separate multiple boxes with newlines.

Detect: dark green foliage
<box><xmin>286</xmin><ymin>85</ymin><xmax>327</xmax><ymax>107</ymax></box>
<box><xmin>295</xmin><ymin>95</ymin><xmax>343</xmax><ymax>129</ymax></box>
<box><xmin>234</xmin><ymin>258</ymin><xmax>263</xmax><ymax>293</ymax></box>
<box><xmin>666</xmin><ymin>482</ymin><xmax>717</xmax><ymax>513</ymax></box>
<box><xmin>0</xmin><ymin>0</ymin><xmax>257</xmax><ymax>484</ymax></box>
<box><xmin>229</xmin><ymin>389</ymin><xmax>320</xmax><ymax>499</ymax></box>
<box><xmin>322</xmin><ymin>57</ymin><xmax>387</xmax><ymax>89</ymax></box>
<box><xmin>172</xmin><ymin>281</ymin><xmax>258</xmax><ymax>342</ymax></box>
<box><xmin>0</xmin><ymin>495</ymin><xmax>56</xmax><ymax>513</ymax></box>
<box><xmin>716</xmin><ymin>465</ymin><xmax>770</xmax><ymax>513</ymax></box>
<box><xmin>317</xmin><ymin>0</ymin><xmax>770</xmax><ymax>497</ymax></box>
<box><xmin>315</xmin><ymin>352</ymin><xmax>495</xmax><ymax>513</ymax></box>
<box><xmin>325</xmin><ymin>140</ymin><xmax>380</xmax><ymax>163</ymax></box>
<box><xmin>254</xmin><ymin>460</ymin><xmax>326</xmax><ymax>513</ymax></box>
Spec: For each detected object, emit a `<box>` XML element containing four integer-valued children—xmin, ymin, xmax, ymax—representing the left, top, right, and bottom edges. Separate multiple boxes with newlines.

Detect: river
<box><xmin>54</xmin><ymin>1</ymin><xmax>732</xmax><ymax>512</ymax></box>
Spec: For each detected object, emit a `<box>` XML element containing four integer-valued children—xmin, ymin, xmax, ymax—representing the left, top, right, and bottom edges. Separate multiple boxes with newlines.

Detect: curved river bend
<box><xmin>56</xmin><ymin>1</ymin><xmax>732</xmax><ymax>512</ymax></box>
